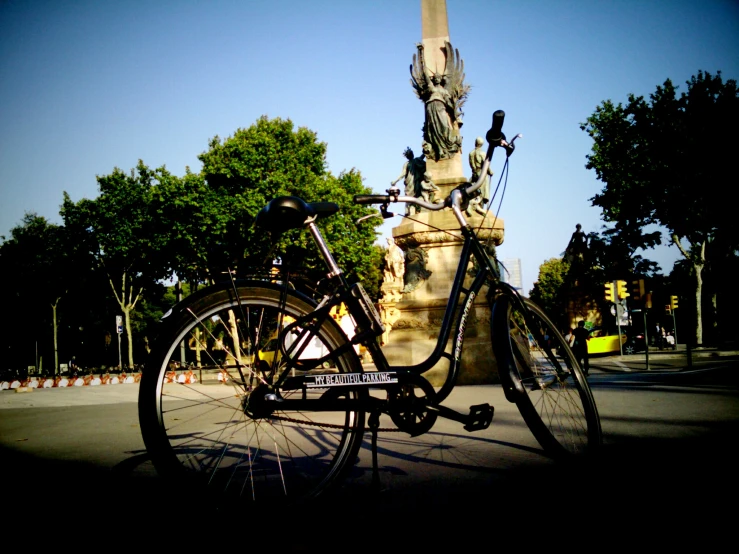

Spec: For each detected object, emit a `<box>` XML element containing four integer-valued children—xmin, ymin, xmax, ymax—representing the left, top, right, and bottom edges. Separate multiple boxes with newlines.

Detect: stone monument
<box><xmin>379</xmin><ymin>0</ymin><xmax>505</xmax><ymax>386</ymax></box>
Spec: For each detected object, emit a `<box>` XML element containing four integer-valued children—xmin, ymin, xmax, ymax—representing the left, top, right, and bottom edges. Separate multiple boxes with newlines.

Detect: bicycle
<box><xmin>138</xmin><ymin>110</ymin><xmax>602</xmax><ymax>509</ymax></box>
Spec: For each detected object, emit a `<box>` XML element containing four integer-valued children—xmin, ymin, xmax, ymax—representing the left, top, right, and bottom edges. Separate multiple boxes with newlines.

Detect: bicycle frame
<box><xmin>138</xmin><ymin>111</ymin><xmax>602</xmax><ymax>508</ymax></box>
<box><xmin>255</xmin><ymin>198</ymin><xmax>524</xmax><ymax>414</ymax></box>
<box><xmin>246</xmin><ymin>113</ymin><xmax>532</xmax><ymax>417</ymax></box>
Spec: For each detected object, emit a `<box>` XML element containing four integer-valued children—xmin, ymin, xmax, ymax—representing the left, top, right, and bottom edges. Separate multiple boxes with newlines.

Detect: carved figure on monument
<box><xmin>564</xmin><ymin>224</ymin><xmax>590</xmax><ymax>290</ymax></box>
<box><xmin>418</xmin><ymin>171</ymin><xmax>440</xmax><ymax>208</ymax></box>
<box><xmin>410</xmin><ymin>41</ymin><xmax>470</xmax><ymax>161</ymax></box>
<box><xmin>391</xmin><ymin>147</ymin><xmax>427</xmax><ymax>215</ymax></box>
<box><xmin>379</xmin><ymin>305</ymin><xmax>401</xmax><ymax>346</ymax></box>
<box><xmin>403</xmin><ymin>247</ymin><xmax>432</xmax><ymax>293</ymax></box>
<box><xmin>384</xmin><ymin>238</ymin><xmax>405</xmax><ymax>285</ymax></box>
<box><xmin>564</xmin><ymin>223</ymin><xmax>589</xmax><ymax>265</ymax></box>
<box><xmin>466</xmin><ymin>136</ymin><xmax>494</xmax><ymax>216</ymax></box>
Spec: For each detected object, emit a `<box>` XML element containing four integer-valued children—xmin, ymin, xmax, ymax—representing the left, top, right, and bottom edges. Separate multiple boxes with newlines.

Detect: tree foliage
<box><xmin>0</xmin><ymin>214</ymin><xmax>75</xmax><ymax>372</ymax></box>
<box><xmin>193</xmin><ymin>116</ymin><xmax>383</xmax><ymax>296</ymax></box>
<box><xmin>3</xmin><ymin>117</ymin><xmax>384</xmax><ymax>373</ymax></box>
<box><xmin>581</xmin><ymin>70</ymin><xmax>739</xmax><ymax>344</ymax></box>
<box><xmin>150</xmin><ymin>168</ymin><xmax>214</xmax><ymax>285</ymax></box>
<box><xmin>529</xmin><ymin>257</ymin><xmax>570</xmax><ymax>329</ymax></box>
<box><xmin>61</xmin><ymin>161</ymin><xmax>170</xmax><ymax>368</ymax></box>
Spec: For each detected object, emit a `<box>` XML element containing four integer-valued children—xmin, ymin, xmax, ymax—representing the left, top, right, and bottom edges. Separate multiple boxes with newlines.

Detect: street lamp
<box><xmin>116</xmin><ymin>316</ymin><xmax>123</xmax><ymax>370</ymax></box>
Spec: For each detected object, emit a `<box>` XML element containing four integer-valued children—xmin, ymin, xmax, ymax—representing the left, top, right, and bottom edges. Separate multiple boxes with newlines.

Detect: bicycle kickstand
<box><xmin>369</xmin><ymin>408</ymin><xmax>381</xmax><ymax>494</ymax></box>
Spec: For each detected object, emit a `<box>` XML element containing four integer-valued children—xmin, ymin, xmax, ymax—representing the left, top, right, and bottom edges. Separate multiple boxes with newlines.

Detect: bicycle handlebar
<box><xmin>354</xmin><ymin>110</ymin><xmax>517</xmax><ymax>213</ymax></box>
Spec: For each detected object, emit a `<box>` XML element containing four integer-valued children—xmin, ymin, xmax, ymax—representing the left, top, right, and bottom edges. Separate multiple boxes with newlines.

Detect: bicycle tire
<box><xmin>138</xmin><ymin>282</ymin><xmax>366</xmax><ymax>508</ymax></box>
<box><xmin>491</xmin><ymin>294</ymin><xmax>602</xmax><ymax>458</ymax></box>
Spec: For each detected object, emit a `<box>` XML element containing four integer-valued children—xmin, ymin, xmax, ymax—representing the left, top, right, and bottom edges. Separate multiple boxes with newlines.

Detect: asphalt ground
<box><xmin>0</xmin><ymin>349</ymin><xmax>736</xmax><ymax>550</ymax></box>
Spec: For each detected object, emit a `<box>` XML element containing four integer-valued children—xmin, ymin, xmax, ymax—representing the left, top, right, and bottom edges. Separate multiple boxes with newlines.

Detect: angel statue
<box><xmin>410</xmin><ymin>41</ymin><xmax>470</xmax><ymax>161</ymax></box>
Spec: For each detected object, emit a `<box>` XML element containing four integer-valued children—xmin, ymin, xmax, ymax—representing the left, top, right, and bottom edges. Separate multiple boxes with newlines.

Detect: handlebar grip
<box><xmin>486</xmin><ymin>110</ymin><xmax>506</xmax><ymax>144</ymax></box>
<box><xmin>354</xmin><ymin>195</ymin><xmax>390</xmax><ymax>205</ymax></box>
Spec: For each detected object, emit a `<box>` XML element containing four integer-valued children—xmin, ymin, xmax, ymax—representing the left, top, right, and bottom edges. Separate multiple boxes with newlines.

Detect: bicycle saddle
<box><xmin>256</xmin><ymin>196</ymin><xmax>339</xmax><ymax>233</ymax></box>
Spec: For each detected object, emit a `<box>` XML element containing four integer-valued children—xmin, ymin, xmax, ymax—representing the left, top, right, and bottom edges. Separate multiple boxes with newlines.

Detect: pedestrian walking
<box><xmin>571</xmin><ymin>320</ymin><xmax>590</xmax><ymax>376</ymax></box>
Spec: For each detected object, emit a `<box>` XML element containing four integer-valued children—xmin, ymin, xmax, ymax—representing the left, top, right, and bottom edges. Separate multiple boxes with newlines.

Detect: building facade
<box><xmin>501</xmin><ymin>258</ymin><xmax>523</xmax><ymax>295</ymax></box>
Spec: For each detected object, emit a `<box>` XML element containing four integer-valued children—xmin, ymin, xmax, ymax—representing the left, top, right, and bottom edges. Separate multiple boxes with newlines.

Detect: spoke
<box><xmin>184</xmin><ymin>307</ymin><xmax>268</xmax><ymax>387</ymax></box>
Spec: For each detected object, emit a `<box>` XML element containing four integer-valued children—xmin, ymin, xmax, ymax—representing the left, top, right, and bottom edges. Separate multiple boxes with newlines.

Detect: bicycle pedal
<box><xmin>464</xmin><ymin>403</ymin><xmax>494</xmax><ymax>432</ymax></box>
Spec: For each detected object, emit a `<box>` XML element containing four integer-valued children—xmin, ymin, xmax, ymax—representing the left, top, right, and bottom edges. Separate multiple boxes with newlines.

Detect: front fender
<box><xmin>490</xmin><ymin>292</ymin><xmax>528</xmax><ymax>403</ymax></box>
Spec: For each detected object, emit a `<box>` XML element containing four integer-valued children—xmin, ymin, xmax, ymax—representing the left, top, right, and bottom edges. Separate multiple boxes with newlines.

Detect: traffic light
<box><xmin>604</xmin><ymin>282</ymin><xmax>615</xmax><ymax>302</ymax></box>
<box><xmin>616</xmin><ymin>280</ymin><xmax>629</xmax><ymax>300</ymax></box>
<box><xmin>670</xmin><ymin>295</ymin><xmax>679</xmax><ymax>310</ymax></box>
<box><xmin>631</xmin><ymin>279</ymin><xmax>645</xmax><ymax>301</ymax></box>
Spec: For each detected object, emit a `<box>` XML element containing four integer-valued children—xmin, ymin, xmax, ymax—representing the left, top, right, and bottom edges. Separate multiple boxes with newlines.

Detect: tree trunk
<box><xmin>694</xmin><ymin>262</ymin><xmax>703</xmax><ymax>345</ymax></box>
<box><xmin>52</xmin><ymin>300</ymin><xmax>59</xmax><ymax>375</ymax></box>
<box><xmin>109</xmin><ymin>270</ymin><xmax>144</xmax><ymax>370</ymax></box>
<box><xmin>673</xmin><ymin>234</ymin><xmax>705</xmax><ymax>346</ymax></box>
<box><xmin>177</xmin><ymin>279</ymin><xmax>186</xmax><ymax>364</ymax></box>
<box><xmin>227</xmin><ymin>309</ymin><xmax>241</xmax><ymax>366</ymax></box>
<box><xmin>189</xmin><ymin>327</ymin><xmax>203</xmax><ymax>367</ymax></box>
<box><xmin>124</xmin><ymin>307</ymin><xmax>134</xmax><ymax>369</ymax></box>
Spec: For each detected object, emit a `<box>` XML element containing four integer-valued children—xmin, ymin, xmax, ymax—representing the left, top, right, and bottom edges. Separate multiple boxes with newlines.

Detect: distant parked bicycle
<box><xmin>138</xmin><ymin>110</ymin><xmax>602</xmax><ymax>508</ymax></box>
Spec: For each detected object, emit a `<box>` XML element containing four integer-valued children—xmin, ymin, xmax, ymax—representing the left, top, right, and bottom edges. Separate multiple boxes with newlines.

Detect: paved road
<box><xmin>1</xmin><ymin>361</ymin><xmax>737</xmax><ymax>550</ymax></box>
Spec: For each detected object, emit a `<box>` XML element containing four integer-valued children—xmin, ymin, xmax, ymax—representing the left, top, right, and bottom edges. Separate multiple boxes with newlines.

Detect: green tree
<box><xmin>0</xmin><ymin>214</ymin><xmax>77</xmax><ymax>373</ymax></box>
<box><xmin>61</xmin><ymin>161</ymin><xmax>170</xmax><ymax>369</ymax></box>
<box><xmin>580</xmin><ymin>70</ymin><xmax>739</xmax><ymax>345</ymax></box>
<box><xmin>533</xmin><ymin>228</ymin><xmax>661</xmax><ymax>334</ymax></box>
<box><xmin>529</xmin><ymin>257</ymin><xmax>570</xmax><ymax>329</ymax></box>
<box><xmin>192</xmin><ymin>116</ymin><xmax>383</xmax><ymax>297</ymax></box>
<box><xmin>586</xmin><ymin>228</ymin><xmax>661</xmax><ymax>281</ymax></box>
<box><xmin>150</xmin><ymin>168</ymin><xmax>218</xmax><ymax>286</ymax></box>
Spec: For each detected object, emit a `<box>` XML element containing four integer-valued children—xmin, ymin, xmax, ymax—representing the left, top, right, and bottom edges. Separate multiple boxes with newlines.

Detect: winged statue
<box><xmin>410</xmin><ymin>41</ymin><xmax>470</xmax><ymax>161</ymax></box>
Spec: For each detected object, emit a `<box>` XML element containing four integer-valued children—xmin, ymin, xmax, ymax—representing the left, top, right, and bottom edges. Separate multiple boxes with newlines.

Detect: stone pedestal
<box><xmin>425</xmin><ymin>156</ymin><xmax>464</xmax><ymax>186</ymax></box>
<box><xmin>379</xmin><ymin>198</ymin><xmax>505</xmax><ymax>386</ymax></box>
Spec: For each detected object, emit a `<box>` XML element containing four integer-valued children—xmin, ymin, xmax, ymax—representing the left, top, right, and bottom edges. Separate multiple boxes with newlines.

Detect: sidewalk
<box><xmin>2</xmin><ymin>345</ymin><xmax>737</xmax><ymax>410</ymax></box>
<box><xmin>0</xmin><ymin>380</ymin><xmax>140</xmax><ymax>409</ymax></box>
<box><xmin>593</xmin><ymin>344</ymin><xmax>739</xmax><ymax>373</ymax></box>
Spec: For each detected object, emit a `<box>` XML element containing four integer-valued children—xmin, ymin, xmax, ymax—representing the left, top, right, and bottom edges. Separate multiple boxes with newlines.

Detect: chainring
<box><xmin>388</xmin><ymin>375</ymin><xmax>438</xmax><ymax>437</ymax></box>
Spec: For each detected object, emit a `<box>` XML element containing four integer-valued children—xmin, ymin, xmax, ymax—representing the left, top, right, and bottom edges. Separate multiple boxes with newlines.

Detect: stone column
<box><xmin>378</xmin><ymin>0</ymin><xmax>505</xmax><ymax>386</ymax></box>
<box><xmin>420</xmin><ymin>0</ymin><xmax>463</xmax><ymax>182</ymax></box>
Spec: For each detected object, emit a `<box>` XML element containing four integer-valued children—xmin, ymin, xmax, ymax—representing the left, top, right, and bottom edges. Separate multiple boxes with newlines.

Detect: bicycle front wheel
<box><xmin>492</xmin><ymin>294</ymin><xmax>601</xmax><ymax>458</ymax></box>
<box><xmin>138</xmin><ymin>282</ymin><xmax>366</xmax><ymax>508</ymax></box>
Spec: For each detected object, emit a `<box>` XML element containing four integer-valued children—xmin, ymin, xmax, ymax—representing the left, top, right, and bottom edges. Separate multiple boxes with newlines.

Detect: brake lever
<box><xmin>356</xmin><ymin>213</ymin><xmax>382</xmax><ymax>224</ymax></box>
<box><xmin>503</xmin><ymin>133</ymin><xmax>522</xmax><ymax>157</ymax></box>
<box><xmin>356</xmin><ymin>202</ymin><xmax>396</xmax><ymax>224</ymax></box>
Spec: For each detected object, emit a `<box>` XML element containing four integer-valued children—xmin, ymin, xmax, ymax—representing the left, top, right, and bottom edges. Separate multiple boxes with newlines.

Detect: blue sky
<box><xmin>1</xmin><ymin>0</ymin><xmax>737</xmax><ymax>294</ymax></box>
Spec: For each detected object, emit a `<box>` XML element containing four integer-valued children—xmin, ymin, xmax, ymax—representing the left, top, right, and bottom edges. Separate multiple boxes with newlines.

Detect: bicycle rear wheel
<box><xmin>491</xmin><ymin>294</ymin><xmax>601</xmax><ymax>458</ymax></box>
<box><xmin>138</xmin><ymin>282</ymin><xmax>366</xmax><ymax>508</ymax></box>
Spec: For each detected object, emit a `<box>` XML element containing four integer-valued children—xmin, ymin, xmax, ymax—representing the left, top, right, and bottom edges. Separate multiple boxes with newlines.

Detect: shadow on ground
<box><xmin>2</xmin><ymin>432</ymin><xmax>734</xmax><ymax>550</ymax></box>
